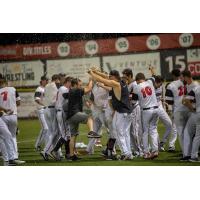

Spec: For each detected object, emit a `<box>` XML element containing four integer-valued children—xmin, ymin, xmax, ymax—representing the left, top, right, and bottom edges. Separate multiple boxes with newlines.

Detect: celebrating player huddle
<box><xmin>1</xmin><ymin>65</ymin><xmax>200</xmax><ymax>165</ymax></box>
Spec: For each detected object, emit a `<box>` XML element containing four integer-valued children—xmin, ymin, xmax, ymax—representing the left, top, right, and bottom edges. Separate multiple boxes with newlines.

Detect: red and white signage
<box><xmin>0</xmin><ymin>34</ymin><xmax>200</xmax><ymax>61</ymax></box>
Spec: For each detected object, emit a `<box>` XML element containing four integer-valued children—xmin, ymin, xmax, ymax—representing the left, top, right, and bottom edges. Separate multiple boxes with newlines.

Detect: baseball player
<box><xmin>51</xmin><ymin>76</ymin><xmax>72</xmax><ymax>160</ymax></box>
<box><xmin>122</xmin><ymin>68</ymin><xmax>143</xmax><ymax>157</ymax></box>
<box><xmin>133</xmin><ymin>73</ymin><xmax>160</xmax><ymax>159</ymax></box>
<box><xmin>86</xmin><ymin>81</ymin><xmax>112</xmax><ymax>155</ymax></box>
<box><xmin>40</xmin><ymin>74</ymin><xmax>60</xmax><ymax>160</ymax></box>
<box><xmin>89</xmin><ymin>68</ymin><xmax>134</xmax><ymax>160</ymax></box>
<box><xmin>165</xmin><ymin>69</ymin><xmax>198</xmax><ymax>152</ymax></box>
<box><xmin>0</xmin><ymin>74</ymin><xmax>25</xmax><ymax>164</ymax></box>
<box><xmin>148</xmin><ymin>67</ymin><xmax>173</xmax><ymax>151</ymax></box>
<box><xmin>182</xmin><ymin>85</ymin><xmax>200</xmax><ymax>162</ymax></box>
<box><xmin>0</xmin><ymin>107</ymin><xmax>16</xmax><ymax>166</ymax></box>
<box><xmin>34</xmin><ymin>76</ymin><xmax>49</xmax><ymax>151</ymax></box>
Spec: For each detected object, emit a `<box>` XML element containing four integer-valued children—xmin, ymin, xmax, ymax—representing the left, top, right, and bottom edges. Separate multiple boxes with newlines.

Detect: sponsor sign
<box><xmin>47</xmin><ymin>57</ymin><xmax>100</xmax><ymax>83</ymax></box>
<box><xmin>0</xmin><ymin>61</ymin><xmax>44</xmax><ymax>87</ymax></box>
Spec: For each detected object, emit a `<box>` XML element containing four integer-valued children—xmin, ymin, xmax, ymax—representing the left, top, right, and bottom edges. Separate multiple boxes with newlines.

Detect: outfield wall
<box><xmin>0</xmin><ymin>33</ymin><xmax>200</xmax><ymax>118</ymax></box>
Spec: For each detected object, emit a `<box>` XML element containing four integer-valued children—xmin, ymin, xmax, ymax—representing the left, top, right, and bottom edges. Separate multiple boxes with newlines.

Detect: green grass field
<box><xmin>1</xmin><ymin>119</ymin><xmax>200</xmax><ymax>166</ymax></box>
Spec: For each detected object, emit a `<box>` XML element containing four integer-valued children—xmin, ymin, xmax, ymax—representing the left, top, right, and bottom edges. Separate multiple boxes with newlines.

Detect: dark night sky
<box><xmin>0</xmin><ymin>33</ymin><xmax>152</xmax><ymax>45</ymax></box>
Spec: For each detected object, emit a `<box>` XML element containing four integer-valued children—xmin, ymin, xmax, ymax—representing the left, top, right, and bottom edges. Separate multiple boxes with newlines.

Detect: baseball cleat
<box><xmin>4</xmin><ymin>160</ymin><xmax>17</xmax><ymax>166</ymax></box>
<box><xmin>143</xmin><ymin>152</ymin><xmax>152</xmax><ymax>159</ymax></box>
<box><xmin>87</xmin><ymin>131</ymin><xmax>101</xmax><ymax>138</ymax></box>
<box><xmin>40</xmin><ymin>151</ymin><xmax>49</xmax><ymax>161</ymax></box>
<box><xmin>51</xmin><ymin>151</ymin><xmax>61</xmax><ymax>161</ymax></box>
<box><xmin>168</xmin><ymin>146</ymin><xmax>175</xmax><ymax>152</ymax></box>
<box><xmin>119</xmin><ymin>155</ymin><xmax>134</xmax><ymax>160</ymax></box>
<box><xmin>180</xmin><ymin>156</ymin><xmax>191</xmax><ymax>162</ymax></box>
<box><xmin>35</xmin><ymin>146</ymin><xmax>41</xmax><ymax>152</ymax></box>
<box><xmin>105</xmin><ymin>155</ymin><xmax>118</xmax><ymax>161</ymax></box>
<box><xmin>101</xmin><ymin>149</ymin><xmax>108</xmax><ymax>157</ymax></box>
<box><xmin>68</xmin><ymin>155</ymin><xmax>82</xmax><ymax>161</ymax></box>
<box><xmin>159</xmin><ymin>142</ymin><xmax>165</xmax><ymax>152</ymax></box>
<box><xmin>14</xmin><ymin>159</ymin><xmax>26</xmax><ymax>165</ymax></box>
<box><xmin>189</xmin><ymin>158</ymin><xmax>200</xmax><ymax>162</ymax></box>
<box><xmin>149</xmin><ymin>152</ymin><xmax>159</xmax><ymax>159</ymax></box>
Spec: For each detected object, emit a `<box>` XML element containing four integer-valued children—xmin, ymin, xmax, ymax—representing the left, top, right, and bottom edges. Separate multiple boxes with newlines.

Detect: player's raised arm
<box><xmin>84</xmin><ymin>78</ymin><xmax>93</xmax><ymax>94</ymax></box>
<box><xmin>88</xmin><ymin>70</ymin><xmax>120</xmax><ymax>88</ymax></box>
<box><xmin>149</xmin><ymin>65</ymin><xmax>156</xmax><ymax>76</ymax></box>
<box><xmin>91</xmin><ymin>67</ymin><xmax>109</xmax><ymax>79</ymax></box>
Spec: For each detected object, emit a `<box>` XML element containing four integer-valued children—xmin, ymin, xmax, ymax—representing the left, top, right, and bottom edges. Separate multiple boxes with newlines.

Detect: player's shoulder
<box><xmin>36</xmin><ymin>86</ymin><xmax>44</xmax><ymax>92</ymax></box>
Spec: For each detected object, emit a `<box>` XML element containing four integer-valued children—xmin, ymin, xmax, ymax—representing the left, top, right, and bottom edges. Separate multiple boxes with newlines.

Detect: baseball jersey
<box><xmin>34</xmin><ymin>86</ymin><xmax>45</xmax><ymax>109</ymax></box>
<box><xmin>110</xmin><ymin>80</ymin><xmax>132</xmax><ymax>113</ymax></box>
<box><xmin>0</xmin><ymin>87</ymin><xmax>20</xmax><ymax>115</ymax></box>
<box><xmin>187</xmin><ymin>85</ymin><xmax>200</xmax><ymax>112</ymax></box>
<box><xmin>166</xmin><ymin>80</ymin><xmax>198</xmax><ymax>112</ymax></box>
<box><xmin>43</xmin><ymin>82</ymin><xmax>58</xmax><ymax>107</ymax></box>
<box><xmin>91</xmin><ymin>84</ymin><xmax>109</xmax><ymax>108</ymax></box>
<box><xmin>128</xmin><ymin>81</ymin><xmax>139</xmax><ymax>106</ymax></box>
<box><xmin>133</xmin><ymin>80</ymin><xmax>158</xmax><ymax>109</ymax></box>
<box><xmin>55</xmin><ymin>86</ymin><xmax>69</xmax><ymax>110</ymax></box>
<box><xmin>186</xmin><ymin>81</ymin><xmax>199</xmax><ymax>94</ymax></box>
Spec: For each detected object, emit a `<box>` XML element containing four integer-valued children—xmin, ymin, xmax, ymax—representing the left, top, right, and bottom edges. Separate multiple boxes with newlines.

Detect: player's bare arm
<box><xmin>149</xmin><ymin>65</ymin><xmax>156</xmax><ymax>76</ymax></box>
<box><xmin>91</xmin><ymin>67</ymin><xmax>109</xmax><ymax>79</ymax></box>
<box><xmin>84</xmin><ymin>78</ymin><xmax>93</xmax><ymax>94</ymax></box>
<box><xmin>96</xmin><ymin>82</ymin><xmax>112</xmax><ymax>91</ymax></box>
<box><xmin>88</xmin><ymin>70</ymin><xmax>122</xmax><ymax>100</ymax></box>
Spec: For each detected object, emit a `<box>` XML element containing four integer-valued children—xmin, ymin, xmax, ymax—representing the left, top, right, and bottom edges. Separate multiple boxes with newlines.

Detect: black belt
<box><xmin>56</xmin><ymin>109</ymin><xmax>62</xmax><ymax>112</ymax></box>
<box><xmin>46</xmin><ymin>106</ymin><xmax>55</xmax><ymax>109</ymax></box>
<box><xmin>143</xmin><ymin>106</ymin><xmax>158</xmax><ymax>111</ymax></box>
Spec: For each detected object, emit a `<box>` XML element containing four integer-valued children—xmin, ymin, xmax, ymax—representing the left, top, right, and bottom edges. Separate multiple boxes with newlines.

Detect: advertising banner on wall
<box><xmin>47</xmin><ymin>57</ymin><xmax>100</xmax><ymax>83</ymax></box>
<box><xmin>102</xmin><ymin>52</ymin><xmax>161</xmax><ymax>78</ymax></box>
<box><xmin>17</xmin><ymin>92</ymin><xmax>37</xmax><ymax>118</ymax></box>
<box><xmin>187</xmin><ymin>48</ymin><xmax>200</xmax><ymax>77</ymax></box>
<box><xmin>0</xmin><ymin>60</ymin><xmax>44</xmax><ymax>87</ymax></box>
<box><xmin>0</xmin><ymin>34</ymin><xmax>200</xmax><ymax>61</ymax></box>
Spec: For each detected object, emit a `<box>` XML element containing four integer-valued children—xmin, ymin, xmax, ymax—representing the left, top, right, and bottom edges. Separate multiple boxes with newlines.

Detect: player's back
<box><xmin>0</xmin><ymin>86</ymin><xmax>19</xmax><ymax>114</ymax></box>
<box><xmin>166</xmin><ymin>79</ymin><xmax>187</xmax><ymax>112</ymax></box>
<box><xmin>44</xmin><ymin>82</ymin><xmax>58</xmax><ymax>106</ymax></box>
<box><xmin>55</xmin><ymin>86</ymin><xmax>69</xmax><ymax>109</ymax></box>
<box><xmin>135</xmin><ymin>80</ymin><xmax>158</xmax><ymax>109</ymax></box>
<box><xmin>92</xmin><ymin>84</ymin><xmax>109</xmax><ymax>108</ymax></box>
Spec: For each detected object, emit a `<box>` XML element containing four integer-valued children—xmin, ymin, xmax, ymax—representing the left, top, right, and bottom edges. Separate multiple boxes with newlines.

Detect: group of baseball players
<box><xmin>33</xmin><ymin>65</ymin><xmax>200</xmax><ymax>163</ymax></box>
<box><xmin>1</xmin><ymin>64</ymin><xmax>200</xmax><ymax>165</ymax></box>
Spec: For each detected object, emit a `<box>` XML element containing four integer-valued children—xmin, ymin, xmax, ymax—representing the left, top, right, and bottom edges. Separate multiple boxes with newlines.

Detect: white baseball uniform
<box><xmin>165</xmin><ymin>80</ymin><xmax>198</xmax><ymax>149</ymax></box>
<box><xmin>34</xmin><ymin>86</ymin><xmax>49</xmax><ymax>149</ymax></box>
<box><xmin>43</xmin><ymin>82</ymin><xmax>58</xmax><ymax>154</ymax></box>
<box><xmin>0</xmin><ymin>117</ymin><xmax>15</xmax><ymax>162</ymax></box>
<box><xmin>0</xmin><ymin>86</ymin><xmax>20</xmax><ymax>159</ymax></box>
<box><xmin>128</xmin><ymin>81</ymin><xmax>143</xmax><ymax>156</ymax></box>
<box><xmin>55</xmin><ymin>86</ymin><xmax>70</xmax><ymax>141</ymax></box>
<box><xmin>86</xmin><ymin>84</ymin><xmax>112</xmax><ymax>154</ymax></box>
<box><xmin>133</xmin><ymin>79</ymin><xmax>159</xmax><ymax>154</ymax></box>
<box><xmin>154</xmin><ymin>84</ymin><xmax>172</xmax><ymax>145</ymax></box>
<box><xmin>183</xmin><ymin>85</ymin><xmax>200</xmax><ymax>158</ymax></box>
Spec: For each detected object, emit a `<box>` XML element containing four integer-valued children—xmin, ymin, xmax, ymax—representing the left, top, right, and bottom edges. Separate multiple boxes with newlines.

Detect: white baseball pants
<box><xmin>141</xmin><ymin>108</ymin><xmax>159</xmax><ymax>154</ymax></box>
<box><xmin>183</xmin><ymin>112</ymin><xmax>200</xmax><ymax>158</ymax></box>
<box><xmin>112</xmin><ymin>111</ymin><xmax>132</xmax><ymax>157</ymax></box>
